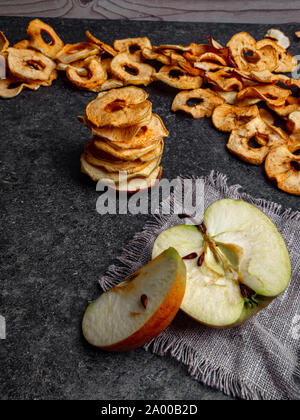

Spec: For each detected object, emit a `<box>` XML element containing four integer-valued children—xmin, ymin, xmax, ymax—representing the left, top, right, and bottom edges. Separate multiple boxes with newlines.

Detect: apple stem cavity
<box><xmin>239</xmin><ymin>283</ymin><xmax>259</xmax><ymax>309</ymax></box>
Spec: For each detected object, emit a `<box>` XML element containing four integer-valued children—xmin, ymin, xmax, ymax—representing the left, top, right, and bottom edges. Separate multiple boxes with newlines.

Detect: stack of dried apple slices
<box><xmin>79</xmin><ymin>86</ymin><xmax>168</xmax><ymax>192</ymax></box>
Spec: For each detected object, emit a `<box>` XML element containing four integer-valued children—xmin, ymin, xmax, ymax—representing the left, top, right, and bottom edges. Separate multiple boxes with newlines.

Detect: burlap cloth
<box><xmin>100</xmin><ymin>172</ymin><xmax>300</xmax><ymax>400</ymax></box>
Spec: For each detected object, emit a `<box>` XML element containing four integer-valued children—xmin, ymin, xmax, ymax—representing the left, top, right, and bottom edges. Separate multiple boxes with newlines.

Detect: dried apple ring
<box><xmin>7</xmin><ymin>48</ymin><xmax>56</xmax><ymax>82</ymax></box>
<box><xmin>0</xmin><ymin>32</ymin><xmax>9</xmax><ymax>53</ymax></box>
<box><xmin>66</xmin><ymin>57</ymin><xmax>107</xmax><ymax>90</ymax></box>
<box><xmin>114</xmin><ymin>37</ymin><xmax>152</xmax><ymax>58</ymax></box>
<box><xmin>172</xmin><ymin>88</ymin><xmax>225</xmax><ymax>119</ymax></box>
<box><xmin>227</xmin><ymin>117</ymin><xmax>287</xmax><ymax>165</ymax></box>
<box><xmin>265</xmin><ymin>144</ymin><xmax>300</xmax><ymax>195</ymax></box>
<box><xmin>27</xmin><ymin>19</ymin><xmax>64</xmax><ymax>59</ymax></box>
<box><xmin>110</xmin><ymin>52</ymin><xmax>154</xmax><ymax>86</ymax></box>
<box><xmin>86</xmin><ymin>86</ymin><xmax>151</xmax><ymax>128</ymax></box>
<box><xmin>93</xmin><ymin>137</ymin><xmax>161</xmax><ymax>160</ymax></box>
<box><xmin>212</xmin><ymin>104</ymin><xmax>259</xmax><ymax>132</ymax></box>
<box><xmin>227</xmin><ymin>32</ymin><xmax>278</xmax><ymax>72</ymax></box>
<box><xmin>154</xmin><ymin>65</ymin><xmax>202</xmax><ymax>90</ymax></box>
<box><xmin>56</xmin><ymin>42</ymin><xmax>101</xmax><ymax>64</ymax></box>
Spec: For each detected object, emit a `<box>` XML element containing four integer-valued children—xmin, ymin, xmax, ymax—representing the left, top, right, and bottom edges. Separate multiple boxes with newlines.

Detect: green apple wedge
<box><xmin>152</xmin><ymin>199</ymin><xmax>291</xmax><ymax>328</ymax></box>
<box><xmin>82</xmin><ymin>247</ymin><xmax>186</xmax><ymax>351</ymax></box>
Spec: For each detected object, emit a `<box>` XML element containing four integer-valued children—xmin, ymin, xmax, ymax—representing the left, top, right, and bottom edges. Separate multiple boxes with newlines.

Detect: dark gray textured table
<box><xmin>0</xmin><ymin>17</ymin><xmax>299</xmax><ymax>400</ymax></box>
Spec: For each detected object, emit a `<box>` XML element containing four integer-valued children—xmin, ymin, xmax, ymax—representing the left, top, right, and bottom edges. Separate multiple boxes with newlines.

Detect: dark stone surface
<box><xmin>0</xmin><ymin>17</ymin><xmax>299</xmax><ymax>400</ymax></box>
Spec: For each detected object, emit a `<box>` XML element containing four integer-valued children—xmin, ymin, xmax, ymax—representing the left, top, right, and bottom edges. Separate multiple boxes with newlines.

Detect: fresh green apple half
<box><xmin>82</xmin><ymin>247</ymin><xmax>186</xmax><ymax>351</ymax></box>
<box><xmin>152</xmin><ymin>199</ymin><xmax>291</xmax><ymax>328</ymax></box>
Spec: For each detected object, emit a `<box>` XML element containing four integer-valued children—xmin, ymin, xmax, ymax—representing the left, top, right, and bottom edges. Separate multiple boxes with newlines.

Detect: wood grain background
<box><xmin>0</xmin><ymin>0</ymin><xmax>300</xmax><ymax>24</ymax></box>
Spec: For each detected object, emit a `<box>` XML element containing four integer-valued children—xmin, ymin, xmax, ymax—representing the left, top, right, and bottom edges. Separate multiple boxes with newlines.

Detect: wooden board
<box><xmin>1</xmin><ymin>0</ymin><xmax>300</xmax><ymax>24</ymax></box>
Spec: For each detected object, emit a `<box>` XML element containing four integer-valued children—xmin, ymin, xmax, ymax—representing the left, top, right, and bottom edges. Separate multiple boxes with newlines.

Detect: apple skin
<box><xmin>182</xmin><ymin>296</ymin><xmax>274</xmax><ymax>330</ymax></box>
<box><xmin>83</xmin><ymin>248</ymin><xmax>186</xmax><ymax>352</ymax></box>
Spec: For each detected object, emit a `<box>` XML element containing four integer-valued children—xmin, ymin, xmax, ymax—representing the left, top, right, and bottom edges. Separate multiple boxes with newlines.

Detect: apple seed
<box><xmin>141</xmin><ymin>294</ymin><xmax>148</xmax><ymax>309</ymax></box>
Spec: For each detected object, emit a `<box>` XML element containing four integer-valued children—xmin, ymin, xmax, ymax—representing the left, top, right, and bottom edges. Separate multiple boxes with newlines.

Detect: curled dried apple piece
<box><xmin>205</xmin><ymin>68</ymin><xmax>243</xmax><ymax>92</ymax></box>
<box><xmin>56</xmin><ymin>42</ymin><xmax>101</xmax><ymax>64</ymax></box>
<box><xmin>212</xmin><ymin>104</ymin><xmax>259</xmax><ymax>132</ymax></box>
<box><xmin>265</xmin><ymin>28</ymin><xmax>291</xmax><ymax>49</ymax></box>
<box><xmin>154</xmin><ymin>65</ymin><xmax>202</xmax><ymax>89</ymax></box>
<box><xmin>268</xmin><ymin>96</ymin><xmax>300</xmax><ymax>117</ymax></box>
<box><xmin>110</xmin><ymin>52</ymin><xmax>154</xmax><ymax>86</ymax></box>
<box><xmin>141</xmin><ymin>47</ymin><xmax>171</xmax><ymax>65</ymax></box>
<box><xmin>0</xmin><ymin>77</ymin><xmax>40</xmax><ymax>99</ymax></box>
<box><xmin>265</xmin><ymin>143</ymin><xmax>300</xmax><ymax>195</ymax></box>
<box><xmin>85</xmin><ymin>30</ymin><xmax>117</xmax><ymax>57</ymax></box>
<box><xmin>66</xmin><ymin>57</ymin><xmax>107</xmax><ymax>90</ymax></box>
<box><xmin>237</xmin><ymin>84</ymin><xmax>291</xmax><ymax>107</ymax></box>
<box><xmin>27</xmin><ymin>19</ymin><xmax>64</xmax><ymax>59</ymax></box>
<box><xmin>7</xmin><ymin>47</ymin><xmax>56</xmax><ymax>82</ymax></box>
<box><xmin>172</xmin><ymin>88</ymin><xmax>225</xmax><ymax>119</ymax></box>
<box><xmin>86</xmin><ymin>86</ymin><xmax>151</xmax><ymax>128</ymax></box>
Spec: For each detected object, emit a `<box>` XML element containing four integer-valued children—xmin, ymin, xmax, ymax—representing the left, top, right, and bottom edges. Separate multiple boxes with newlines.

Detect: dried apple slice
<box><xmin>265</xmin><ymin>144</ymin><xmax>300</xmax><ymax>195</ymax></box>
<box><xmin>154</xmin><ymin>65</ymin><xmax>202</xmax><ymax>90</ymax></box>
<box><xmin>110</xmin><ymin>52</ymin><xmax>154</xmax><ymax>86</ymax></box>
<box><xmin>56</xmin><ymin>42</ymin><xmax>101</xmax><ymax>64</ymax></box>
<box><xmin>66</xmin><ymin>57</ymin><xmax>107</xmax><ymax>90</ymax></box>
<box><xmin>80</xmin><ymin>154</ymin><xmax>159</xmax><ymax>183</ymax></box>
<box><xmin>172</xmin><ymin>88</ymin><xmax>225</xmax><ymax>119</ymax></box>
<box><xmin>85</xmin><ymin>30</ymin><xmax>117</xmax><ymax>57</ymax></box>
<box><xmin>227</xmin><ymin>116</ymin><xmax>287</xmax><ymax>165</ymax></box>
<box><xmin>82</xmin><ymin>247</ymin><xmax>186</xmax><ymax>351</ymax></box>
<box><xmin>114</xmin><ymin>37</ymin><xmax>152</xmax><ymax>59</ymax></box>
<box><xmin>212</xmin><ymin>104</ymin><xmax>259</xmax><ymax>132</ymax></box>
<box><xmin>7</xmin><ymin>48</ymin><xmax>56</xmax><ymax>82</ymax></box>
<box><xmin>27</xmin><ymin>19</ymin><xmax>64</xmax><ymax>59</ymax></box>
<box><xmin>86</xmin><ymin>86</ymin><xmax>151</xmax><ymax>128</ymax></box>
<box><xmin>0</xmin><ymin>77</ymin><xmax>40</xmax><ymax>99</ymax></box>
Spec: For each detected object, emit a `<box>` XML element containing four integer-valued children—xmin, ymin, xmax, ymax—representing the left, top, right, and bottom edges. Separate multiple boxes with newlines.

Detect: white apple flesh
<box><xmin>82</xmin><ymin>247</ymin><xmax>186</xmax><ymax>351</ymax></box>
<box><xmin>152</xmin><ymin>199</ymin><xmax>291</xmax><ymax>328</ymax></box>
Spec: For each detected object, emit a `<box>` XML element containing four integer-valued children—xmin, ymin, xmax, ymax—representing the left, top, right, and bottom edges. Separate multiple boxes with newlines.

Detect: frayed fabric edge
<box><xmin>144</xmin><ymin>334</ymin><xmax>300</xmax><ymax>401</ymax></box>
